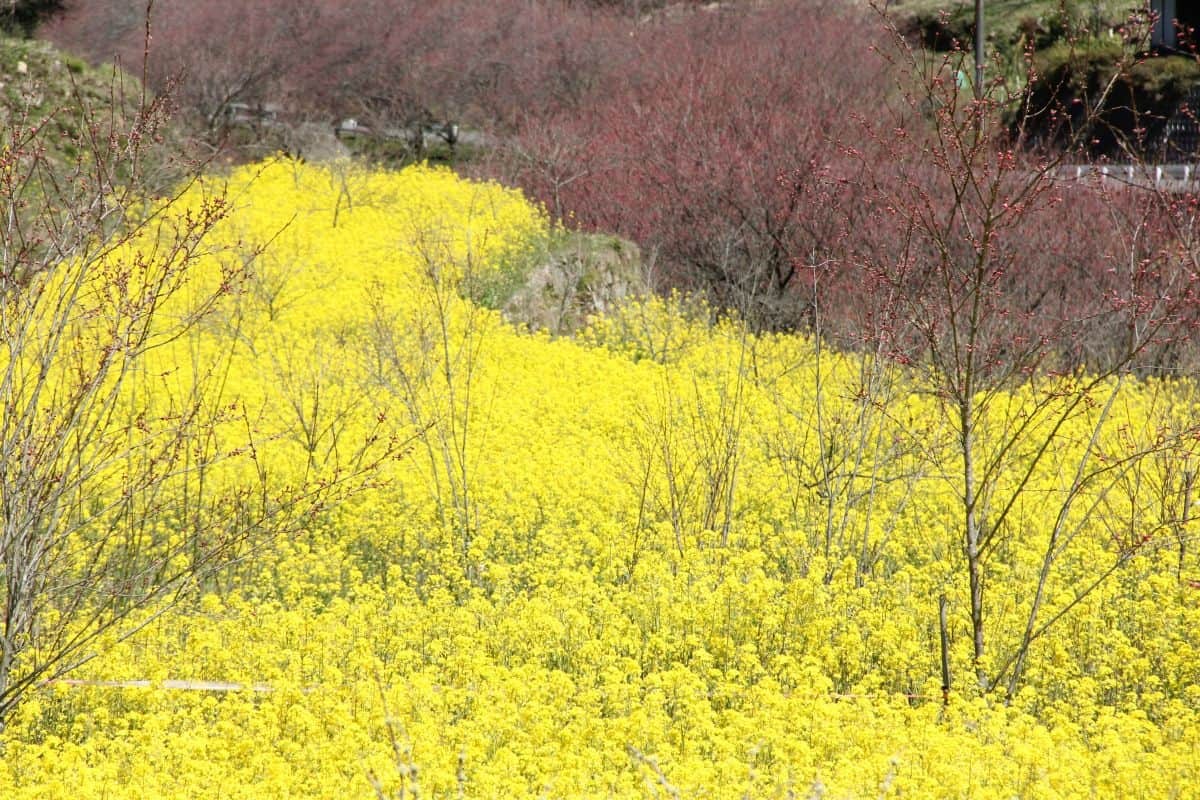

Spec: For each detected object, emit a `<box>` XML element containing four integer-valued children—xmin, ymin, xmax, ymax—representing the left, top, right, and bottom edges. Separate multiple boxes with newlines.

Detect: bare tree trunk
<box><xmin>939</xmin><ymin>594</ymin><xmax>951</xmax><ymax>705</ymax></box>
<box><xmin>961</xmin><ymin>395</ymin><xmax>987</xmax><ymax>688</ymax></box>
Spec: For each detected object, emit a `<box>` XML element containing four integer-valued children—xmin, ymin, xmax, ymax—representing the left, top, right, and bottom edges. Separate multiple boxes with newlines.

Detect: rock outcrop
<box><xmin>502</xmin><ymin>231</ymin><xmax>644</xmax><ymax>335</ymax></box>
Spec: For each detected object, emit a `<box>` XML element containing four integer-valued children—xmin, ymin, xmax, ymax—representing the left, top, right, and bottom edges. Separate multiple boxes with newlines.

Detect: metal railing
<box><xmin>1053</xmin><ymin>163</ymin><xmax>1200</xmax><ymax>192</ymax></box>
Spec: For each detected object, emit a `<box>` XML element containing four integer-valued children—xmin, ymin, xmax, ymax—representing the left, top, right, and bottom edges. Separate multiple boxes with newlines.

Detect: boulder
<box><xmin>502</xmin><ymin>231</ymin><xmax>644</xmax><ymax>335</ymax></box>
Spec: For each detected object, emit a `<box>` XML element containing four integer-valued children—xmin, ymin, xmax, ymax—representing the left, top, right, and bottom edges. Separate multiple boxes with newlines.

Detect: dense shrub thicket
<box><xmin>46</xmin><ymin>1</ymin><xmax>1200</xmax><ymax>349</ymax></box>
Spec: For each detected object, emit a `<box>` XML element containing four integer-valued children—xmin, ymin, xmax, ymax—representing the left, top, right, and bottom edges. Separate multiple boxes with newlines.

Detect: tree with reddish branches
<box><xmin>810</xmin><ymin>7</ymin><xmax>1200</xmax><ymax>696</ymax></box>
<box><xmin>46</xmin><ymin>0</ymin><xmax>634</xmax><ymax>159</ymax></box>
<box><xmin>495</xmin><ymin>1</ymin><xmax>886</xmax><ymax>328</ymax></box>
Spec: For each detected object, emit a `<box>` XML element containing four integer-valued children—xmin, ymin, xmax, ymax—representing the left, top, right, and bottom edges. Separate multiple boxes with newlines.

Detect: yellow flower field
<box><xmin>2</xmin><ymin>158</ymin><xmax>1199</xmax><ymax>798</ymax></box>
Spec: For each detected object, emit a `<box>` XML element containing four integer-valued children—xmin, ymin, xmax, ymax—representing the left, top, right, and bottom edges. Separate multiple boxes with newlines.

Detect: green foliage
<box><xmin>1127</xmin><ymin>51</ymin><xmax>1200</xmax><ymax>100</ymax></box>
<box><xmin>895</xmin><ymin>0</ymin><xmax>1131</xmax><ymax>51</ymax></box>
<box><xmin>0</xmin><ymin>0</ymin><xmax>65</xmax><ymax>37</ymax></box>
<box><xmin>1023</xmin><ymin>39</ymin><xmax>1200</xmax><ymax>155</ymax></box>
<box><xmin>4</xmin><ymin>37</ymin><xmax>129</xmax><ymax>171</ymax></box>
<box><xmin>463</xmin><ymin>234</ymin><xmax>547</xmax><ymax>310</ymax></box>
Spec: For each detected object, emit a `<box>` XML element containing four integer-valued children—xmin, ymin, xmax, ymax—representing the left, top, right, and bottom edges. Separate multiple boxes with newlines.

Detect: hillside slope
<box><xmin>0</xmin><ymin>158</ymin><xmax>1196</xmax><ymax>798</ymax></box>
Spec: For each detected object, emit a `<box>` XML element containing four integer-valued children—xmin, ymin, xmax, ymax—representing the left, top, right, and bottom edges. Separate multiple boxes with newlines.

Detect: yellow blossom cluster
<box><xmin>3</xmin><ymin>158</ymin><xmax>1199</xmax><ymax>798</ymax></box>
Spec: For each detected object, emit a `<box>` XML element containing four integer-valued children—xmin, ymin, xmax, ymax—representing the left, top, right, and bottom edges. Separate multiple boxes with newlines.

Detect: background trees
<box><xmin>40</xmin><ymin>0</ymin><xmax>1188</xmax><ymax>344</ymax></box>
<box><xmin>44</xmin><ymin>0</ymin><xmax>632</xmax><ymax>150</ymax></box>
<box><xmin>45</xmin><ymin>1</ymin><xmax>878</xmax><ymax>329</ymax></box>
<box><xmin>491</xmin><ymin>2</ymin><xmax>886</xmax><ymax>328</ymax></box>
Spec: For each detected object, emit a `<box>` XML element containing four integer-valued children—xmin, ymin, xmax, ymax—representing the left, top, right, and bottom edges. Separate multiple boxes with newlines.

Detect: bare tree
<box><xmin>0</xmin><ymin>24</ymin><xmax>383</xmax><ymax>727</ymax></box>
<box><xmin>825</xmin><ymin>7</ymin><xmax>1200</xmax><ymax>695</ymax></box>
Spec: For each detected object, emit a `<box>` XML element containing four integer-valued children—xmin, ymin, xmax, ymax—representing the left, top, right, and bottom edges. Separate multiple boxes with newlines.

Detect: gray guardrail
<box><xmin>1054</xmin><ymin>164</ymin><xmax>1200</xmax><ymax>190</ymax></box>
